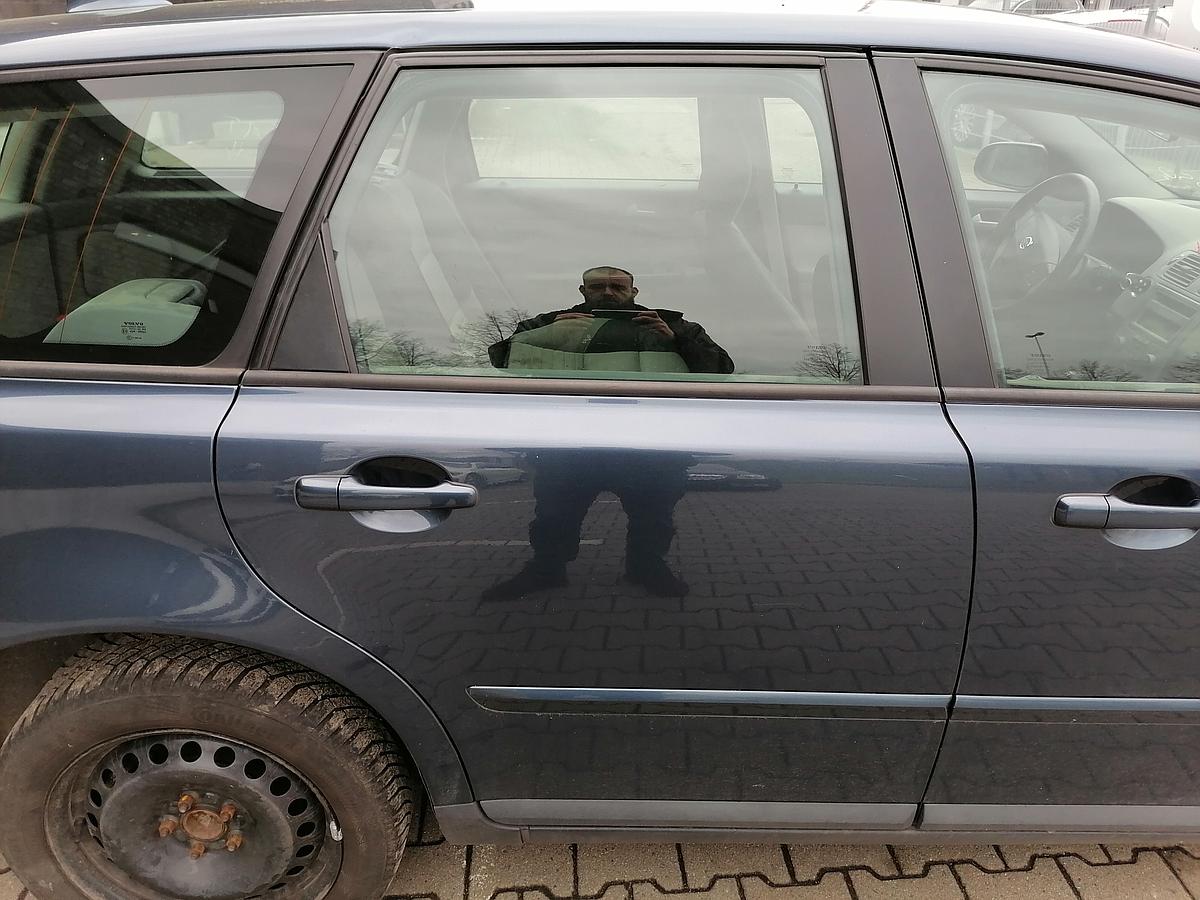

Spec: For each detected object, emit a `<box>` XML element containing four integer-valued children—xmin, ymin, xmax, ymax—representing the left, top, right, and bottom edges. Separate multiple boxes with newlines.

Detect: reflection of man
<box><xmin>488</xmin><ymin>266</ymin><xmax>734</xmax><ymax>374</ymax></box>
<box><xmin>484</xmin><ymin>452</ymin><xmax>690</xmax><ymax>601</ymax></box>
<box><xmin>481</xmin><ymin>267</ymin><xmax>717</xmax><ymax>602</ymax></box>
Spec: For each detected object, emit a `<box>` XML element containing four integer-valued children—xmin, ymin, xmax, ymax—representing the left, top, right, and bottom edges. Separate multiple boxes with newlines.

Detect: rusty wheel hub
<box><xmin>183</xmin><ymin>808</ymin><xmax>227</xmax><ymax>842</ymax></box>
<box><xmin>79</xmin><ymin>734</ymin><xmax>328</xmax><ymax>900</ymax></box>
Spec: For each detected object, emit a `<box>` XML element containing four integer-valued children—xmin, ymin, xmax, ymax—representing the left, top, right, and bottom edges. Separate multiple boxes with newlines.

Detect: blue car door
<box><xmin>884</xmin><ymin>55</ymin><xmax>1200</xmax><ymax>832</ymax></box>
<box><xmin>215</xmin><ymin>53</ymin><xmax>976</xmax><ymax>832</ymax></box>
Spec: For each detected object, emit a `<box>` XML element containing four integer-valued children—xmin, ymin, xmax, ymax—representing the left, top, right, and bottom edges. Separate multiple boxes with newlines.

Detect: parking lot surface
<box><xmin>5</xmin><ymin>803</ymin><xmax>1200</xmax><ymax>900</ymax></box>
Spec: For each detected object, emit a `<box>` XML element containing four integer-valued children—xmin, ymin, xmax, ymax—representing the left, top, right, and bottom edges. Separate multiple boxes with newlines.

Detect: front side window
<box><xmin>926</xmin><ymin>72</ymin><xmax>1200</xmax><ymax>393</ymax></box>
<box><xmin>1081</xmin><ymin>117</ymin><xmax>1200</xmax><ymax>201</ymax></box>
<box><xmin>328</xmin><ymin>66</ymin><xmax>862</xmax><ymax>384</ymax></box>
<box><xmin>0</xmin><ymin>66</ymin><xmax>348</xmax><ymax>365</ymax></box>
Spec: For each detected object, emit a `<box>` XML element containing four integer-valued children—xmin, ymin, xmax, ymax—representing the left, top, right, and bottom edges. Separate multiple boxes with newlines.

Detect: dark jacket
<box><xmin>488</xmin><ymin>302</ymin><xmax>734</xmax><ymax>374</ymax></box>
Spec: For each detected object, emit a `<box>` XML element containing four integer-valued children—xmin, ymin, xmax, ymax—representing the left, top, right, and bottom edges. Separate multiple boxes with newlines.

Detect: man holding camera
<box><xmin>482</xmin><ymin>266</ymin><xmax>733</xmax><ymax>602</ymax></box>
<box><xmin>487</xmin><ymin>265</ymin><xmax>734</xmax><ymax>375</ymax></box>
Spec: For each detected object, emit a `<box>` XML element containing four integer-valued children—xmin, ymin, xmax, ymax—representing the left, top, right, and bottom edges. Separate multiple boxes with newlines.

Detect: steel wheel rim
<box><xmin>44</xmin><ymin>730</ymin><xmax>341</xmax><ymax>900</ymax></box>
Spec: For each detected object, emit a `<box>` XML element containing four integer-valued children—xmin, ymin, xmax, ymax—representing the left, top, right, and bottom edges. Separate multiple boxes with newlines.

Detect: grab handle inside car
<box><xmin>1054</xmin><ymin>494</ymin><xmax>1200</xmax><ymax>530</ymax></box>
<box><xmin>295</xmin><ymin>474</ymin><xmax>478</xmax><ymax>512</ymax></box>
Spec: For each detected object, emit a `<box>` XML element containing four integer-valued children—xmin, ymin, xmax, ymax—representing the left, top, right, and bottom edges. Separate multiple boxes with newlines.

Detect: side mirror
<box><xmin>974</xmin><ymin>141</ymin><xmax>1049</xmax><ymax>191</ymax></box>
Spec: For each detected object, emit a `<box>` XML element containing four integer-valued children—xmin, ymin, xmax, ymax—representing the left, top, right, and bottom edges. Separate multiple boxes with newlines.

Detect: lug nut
<box><xmin>157</xmin><ymin>817</ymin><xmax>178</xmax><ymax>838</ymax></box>
<box><xmin>218</xmin><ymin>802</ymin><xmax>237</xmax><ymax>823</ymax></box>
<box><xmin>177</xmin><ymin>793</ymin><xmax>197</xmax><ymax>814</ymax></box>
<box><xmin>225</xmin><ymin>832</ymin><xmax>244</xmax><ymax>852</ymax></box>
<box><xmin>189</xmin><ymin>840</ymin><xmax>206</xmax><ymax>860</ymax></box>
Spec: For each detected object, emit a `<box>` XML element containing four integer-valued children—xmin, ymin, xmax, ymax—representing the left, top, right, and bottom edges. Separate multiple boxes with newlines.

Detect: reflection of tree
<box><xmin>1172</xmin><ymin>353</ymin><xmax>1200</xmax><ymax>382</ymax></box>
<box><xmin>1056</xmin><ymin>359</ymin><xmax>1135</xmax><ymax>382</ymax></box>
<box><xmin>795</xmin><ymin>344</ymin><xmax>862</xmax><ymax>383</ymax></box>
<box><xmin>451</xmin><ymin>307</ymin><xmax>530</xmax><ymax>366</ymax></box>
<box><xmin>348</xmin><ymin>320</ymin><xmax>438</xmax><ymax>370</ymax></box>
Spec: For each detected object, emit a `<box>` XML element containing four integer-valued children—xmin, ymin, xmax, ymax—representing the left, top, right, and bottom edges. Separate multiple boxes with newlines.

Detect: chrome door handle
<box><xmin>1054</xmin><ymin>494</ymin><xmax>1200</xmax><ymax>530</ymax></box>
<box><xmin>295</xmin><ymin>474</ymin><xmax>478</xmax><ymax>512</ymax></box>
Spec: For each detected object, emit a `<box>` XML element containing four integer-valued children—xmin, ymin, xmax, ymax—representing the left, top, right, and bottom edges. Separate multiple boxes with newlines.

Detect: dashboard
<box><xmin>1088</xmin><ymin>197</ymin><xmax>1200</xmax><ymax>367</ymax></box>
<box><xmin>1088</xmin><ymin>200</ymin><xmax>1167</xmax><ymax>276</ymax></box>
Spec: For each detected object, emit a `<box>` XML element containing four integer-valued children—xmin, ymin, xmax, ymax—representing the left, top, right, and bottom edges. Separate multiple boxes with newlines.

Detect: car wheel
<box><xmin>0</xmin><ymin>634</ymin><xmax>416</xmax><ymax>900</ymax></box>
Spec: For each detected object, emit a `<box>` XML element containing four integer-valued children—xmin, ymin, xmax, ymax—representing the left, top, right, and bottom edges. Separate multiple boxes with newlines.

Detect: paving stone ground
<box><xmin>5</xmin><ymin>803</ymin><xmax>1199</xmax><ymax>900</ymax></box>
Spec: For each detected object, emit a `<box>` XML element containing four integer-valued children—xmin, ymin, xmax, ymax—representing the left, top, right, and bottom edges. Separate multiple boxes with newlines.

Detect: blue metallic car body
<box><xmin>2</xmin><ymin>0</ymin><xmax>1200</xmax><ymax>851</ymax></box>
<box><xmin>0</xmin><ymin>379</ymin><xmax>474</xmax><ymax>809</ymax></box>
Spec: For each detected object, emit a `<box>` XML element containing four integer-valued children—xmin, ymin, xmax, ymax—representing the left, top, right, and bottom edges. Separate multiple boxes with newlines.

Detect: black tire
<box><xmin>0</xmin><ymin>634</ymin><xmax>417</xmax><ymax>900</ymax></box>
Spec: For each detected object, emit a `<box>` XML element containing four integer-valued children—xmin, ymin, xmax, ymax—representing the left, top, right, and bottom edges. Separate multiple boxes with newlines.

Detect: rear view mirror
<box><xmin>974</xmin><ymin>141</ymin><xmax>1049</xmax><ymax>191</ymax></box>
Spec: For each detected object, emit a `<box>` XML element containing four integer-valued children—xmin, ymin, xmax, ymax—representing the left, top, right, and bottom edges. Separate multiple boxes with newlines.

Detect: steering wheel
<box><xmin>985</xmin><ymin>172</ymin><xmax>1101</xmax><ymax>307</ymax></box>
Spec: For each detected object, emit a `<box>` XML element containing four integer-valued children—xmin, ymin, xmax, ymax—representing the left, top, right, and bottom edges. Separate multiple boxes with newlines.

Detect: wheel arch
<box><xmin>0</xmin><ymin>625</ymin><xmax>473</xmax><ymax>812</ymax></box>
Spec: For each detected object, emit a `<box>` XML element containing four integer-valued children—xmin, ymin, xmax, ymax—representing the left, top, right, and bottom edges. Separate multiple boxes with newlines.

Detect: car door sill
<box><xmin>922</xmin><ymin>803</ymin><xmax>1200</xmax><ymax>832</ymax></box>
<box><xmin>436</xmin><ymin>801</ymin><xmax>1200</xmax><ymax>845</ymax></box>
<box><xmin>479</xmin><ymin>799</ymin><xmax>916</xmax><ymax>830</ymax></box>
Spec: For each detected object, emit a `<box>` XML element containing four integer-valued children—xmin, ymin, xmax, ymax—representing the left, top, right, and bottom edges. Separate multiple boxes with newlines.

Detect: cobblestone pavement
<box><xmin>6</xmin><ymin>803</ymin><xmax>1200</xmax><ymax>900</ymax></box>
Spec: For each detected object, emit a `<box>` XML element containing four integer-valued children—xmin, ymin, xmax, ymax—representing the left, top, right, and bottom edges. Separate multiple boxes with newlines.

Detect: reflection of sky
<box><xmin>79</xmin><ymin>87</ymin><xmax>281</xmax><ymax>200</ymax></box>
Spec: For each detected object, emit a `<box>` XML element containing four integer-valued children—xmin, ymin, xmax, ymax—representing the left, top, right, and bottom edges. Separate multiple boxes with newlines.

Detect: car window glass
<box><xmin>764</xmin><ymin>97</ymin><xmax>822</xmax><ymax>183</ymax></box>
<box><xmin>0</xmin><ymin>66</ymin><xmax>348</xmax><ymax>366</ymax></box>
<box><xmin>947</xmin><ymin>103</ymin><xmax>1035</xmax><ymax>192</ymax></box>
<box><xmin>328</xmin><ymin>66</ymin><xmax>862</xmax><ymax>385</ymax></box>
<box><xmin>139</xmin><ymin>91</ymin><xmax>284</xmax><ymax>182</ymax></box>
<box><xmin>469</xmin><ymin>97</ymin><xmax>701</xmax><ymax>181</ymax></box>
<box><xmin>1080</xmin><ymin>117</ymin><xmax>1200</xmax><ymax>200</ymax></box>
<box><xmin>925</xmin><ymin>71</ymin><xmax>1200</xmax><ymax>393</ymax></box>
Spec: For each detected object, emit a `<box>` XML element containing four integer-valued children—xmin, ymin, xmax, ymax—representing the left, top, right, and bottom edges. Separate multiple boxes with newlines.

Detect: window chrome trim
<box><xmin>241</xmin><ymin>369</ymin><xmax>941</xmax><ymax>401</ymax></box>
<box><xmin>0</xmin><ymin>362</ymin><xmax>245</xmax><ymax>385</ymax></box>
<box><xmin>943</xmin><ymin>386</ymin><xmax>1200</xmax><ymax>409</ymax></box>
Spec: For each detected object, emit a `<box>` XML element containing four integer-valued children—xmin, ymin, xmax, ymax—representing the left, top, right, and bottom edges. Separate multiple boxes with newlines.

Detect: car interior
<box><xmin>926</xmin><ymin>72</ymin><xmax>1200</xmax><ymax>390</ymax></box>
<box><xmin>0</xmin><ymin>67</ymin><xmax>345</xmax><ymax>366</ymax></box>
<box><xmin>330</xmin><ymin>66</ymin><xmax>864</xmax><ymax>382</ymax></box>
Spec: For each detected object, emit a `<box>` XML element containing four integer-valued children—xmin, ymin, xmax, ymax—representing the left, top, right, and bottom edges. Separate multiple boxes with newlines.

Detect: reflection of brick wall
<box><xmin>0</xmin><ymin>0</ymin><xmax>214</xmax><ymax>17</ymax></box>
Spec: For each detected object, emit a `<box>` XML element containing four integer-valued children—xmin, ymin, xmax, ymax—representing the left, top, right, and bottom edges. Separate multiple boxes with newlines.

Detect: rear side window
<box><xmin>0</xmin><ymin>66</ymin><xmax>348</xmax><ymax>366</ymax></box>
<box><xmin>328</xmin><ymin>66</ymin><xmax>862</xmax><ymax>385</ymax></box>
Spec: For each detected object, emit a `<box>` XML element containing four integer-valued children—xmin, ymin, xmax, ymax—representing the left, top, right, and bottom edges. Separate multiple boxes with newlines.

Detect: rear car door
<box><xmin>881</xmin><ymin>55</ymin><xmax>1200</xmax><ymax>832</ymax></box>
<box><xmin>216</xmin><ymin>52</ymin><xmax>974</xmax><ymax>832</ymax></box>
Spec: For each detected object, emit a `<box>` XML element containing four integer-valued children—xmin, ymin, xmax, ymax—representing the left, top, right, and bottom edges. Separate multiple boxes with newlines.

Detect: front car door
<box><xmin>881</xmin><ymin>55</ymin><xmax>1200</xmax><ymax>833</ymax></box>
<box><xmin>216</xmin><ymin>51</ymin><xmax>974</xmax><ymax>833</ymax></box>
